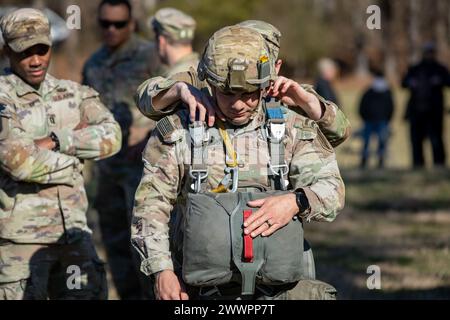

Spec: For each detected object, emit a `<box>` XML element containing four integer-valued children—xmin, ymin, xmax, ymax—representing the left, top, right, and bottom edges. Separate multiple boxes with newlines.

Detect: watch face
<box><xmin>297</xmin><ymin>191</ymin><xmax>309</xmax><ymax>213</ymax></box>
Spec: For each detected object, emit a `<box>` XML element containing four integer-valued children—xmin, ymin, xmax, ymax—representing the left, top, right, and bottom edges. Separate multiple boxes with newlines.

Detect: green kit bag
<box><xmin>182</xmin><ymin>190</ymin><xmax>304</xmax><ymax>295</ymax></box>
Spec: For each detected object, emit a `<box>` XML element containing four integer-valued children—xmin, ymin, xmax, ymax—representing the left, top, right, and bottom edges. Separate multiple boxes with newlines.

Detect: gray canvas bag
<box><xmin>182</xmin><ymin>189</ymin><xmax>304</xmax><ymax>295</ymax></box>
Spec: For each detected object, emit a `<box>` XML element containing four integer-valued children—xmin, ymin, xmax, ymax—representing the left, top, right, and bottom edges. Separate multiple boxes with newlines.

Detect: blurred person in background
<box><xmin>402</xmin><ymin>42</ymin><xmax>450</xmax><ymax>168</ymax></box>
<box><xmin>82</xmin><ymin>0</ymin><xmax>159</xmax><ymax>300</ymax></box>
<box><xmin>150</xmin><ymin>7</ymin><xmax>198</xmax><ymax>77</ymax></box>
<box><xmin>314</xmin><ymin>58</ymin><xmax>339</xmax><ymax>105</ymax></box>
<box><xmin>359</xmin><ymin>68</ymin><xmax>394</xmax><ymax>169</ymax></box>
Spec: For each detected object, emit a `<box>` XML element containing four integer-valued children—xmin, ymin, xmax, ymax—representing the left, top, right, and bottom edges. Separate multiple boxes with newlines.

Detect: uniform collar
<box><xmin>6</xmin><ymin>72</ymin><xmax>59</xmax><ymax>97</ymax></box>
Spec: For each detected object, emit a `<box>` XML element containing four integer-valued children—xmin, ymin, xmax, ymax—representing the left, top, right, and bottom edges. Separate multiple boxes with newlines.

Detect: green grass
<box><xmin>304</xmin><ymin>169</ymin><xmax>450</xmax><ymax>299</ymax></box>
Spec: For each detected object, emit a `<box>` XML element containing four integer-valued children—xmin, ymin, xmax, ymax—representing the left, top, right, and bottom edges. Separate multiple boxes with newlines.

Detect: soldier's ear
<box><xmin>158</xmin><ymin>35</ymin><xmax>167</xmax><ymax>48</ymax></box>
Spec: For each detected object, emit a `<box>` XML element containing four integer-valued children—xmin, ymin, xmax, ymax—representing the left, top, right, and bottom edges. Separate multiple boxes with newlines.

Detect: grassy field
<box><xmin>87</xmin><ymin>78</ymin><xmax>450</xmax><ymax>300</ymax></box>
<box><xmin>305</xmin><ymin>169</ymin><xmax>450</xmax><ymax>299</ymax></box>
<box><xmin>302</xmin><ymin>81</ymin><xmax>450</xmax><ymax>299</ymax></box>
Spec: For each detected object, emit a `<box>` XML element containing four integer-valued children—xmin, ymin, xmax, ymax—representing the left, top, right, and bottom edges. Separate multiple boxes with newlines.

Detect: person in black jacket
<box><xmin>359</xmin><ymin>69</ymin><xmax>394</xmax><ymax>168</ymax></box>
<box><xmin>402</xmin><ymin>43</ymin><xmax>450</xmax><ymax>168</ymax></box>
<box><xmin>315</xmin><ymin>58</ymin><xmax>339</xmax><ymax>105</ymax></box>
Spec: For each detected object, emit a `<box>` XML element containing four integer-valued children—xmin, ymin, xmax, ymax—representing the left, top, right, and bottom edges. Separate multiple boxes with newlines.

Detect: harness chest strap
<box><xmin>189</xmin><ymin>121</ymin><xmax>209</xmax><ymax>193</ymax></box>
<box><xmin>189</xmin><ymin>98</ymin><xmax>289</xmax><ymax>194</ymax></box>
<box><xmin>212</xmin><ymin>118</ymin><xmax>239</xmax><ymax>193</ymax></box>
<box><xmin>264</xmin><ymin>98</ymin><xmax>289</xmax><ymax>191</ymax></box>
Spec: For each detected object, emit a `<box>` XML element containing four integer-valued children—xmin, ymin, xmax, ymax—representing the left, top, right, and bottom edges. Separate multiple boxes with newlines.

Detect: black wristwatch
<box><xmin>295</xmin><ymin>190</ymin><xmax>310</xmax><ymax>214</ymax></box>
<box><xmin>49</xmin><ymin>132</ymin><xmax>60</xmax><ymax>152</ymax></box>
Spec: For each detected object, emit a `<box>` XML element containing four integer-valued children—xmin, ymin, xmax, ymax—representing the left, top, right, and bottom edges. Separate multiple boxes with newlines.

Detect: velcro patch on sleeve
<box><xmin>156</xmin><ymin>116</ymin><xmax>182</xmax><ymax>143</ymax></box>
<box><xmin>294</xmin><ymin>117</ymin><xmax>318</xmax><ymax>140</ymax></box>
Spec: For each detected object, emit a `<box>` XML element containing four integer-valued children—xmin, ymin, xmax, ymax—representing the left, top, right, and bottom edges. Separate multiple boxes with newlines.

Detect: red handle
<box><xmin>243</xmin><ymin>209</ymin><xmax>253</xmax><ymax>263</ymax></box>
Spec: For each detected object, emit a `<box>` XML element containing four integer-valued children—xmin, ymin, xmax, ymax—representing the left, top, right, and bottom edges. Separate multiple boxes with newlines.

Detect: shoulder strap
<box><xmin>189</xmin><ymin>121</ymin><xmax>209</xmax><ymax>193</ymax></box>
<box><xmin>264</xmin><ymin>97</ymin><xmax>289</xmax><ymax>191</ymax></box>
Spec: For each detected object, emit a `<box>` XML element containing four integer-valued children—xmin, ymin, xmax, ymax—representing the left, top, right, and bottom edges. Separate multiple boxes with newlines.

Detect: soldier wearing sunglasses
<box><xmin>82</xmin><ymin>0</ymin><xmax>160</xmax><ymax>300</ymax></box>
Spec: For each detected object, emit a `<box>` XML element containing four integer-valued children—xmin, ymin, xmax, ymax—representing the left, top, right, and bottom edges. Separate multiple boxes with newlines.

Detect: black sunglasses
<box><xmin>98</xmin><ymin>19</ymin><xmax>129</xmax><ymax>29</ymax></box>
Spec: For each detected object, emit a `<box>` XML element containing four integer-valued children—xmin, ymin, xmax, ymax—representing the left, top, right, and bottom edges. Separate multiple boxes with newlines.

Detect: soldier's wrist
<box><xmin>295</xmin><ymin>189</ymin><xmax>310</xmax><ymax>215</ymax></box>
<box><xmin>303</xmin><ymin>95</ymin><xmax>322</xmax><ymax>121</ymax></box>
<box><xmin>49</xmin><ymin>132</ymin><xmax>60</xmax><ymax>152</ymax></box>
<box><xmin>52</xmin><ymin>128</ymin><xmax>74</xmax><ymax>155</ymax></box>
<box><xmin>152</xmin><ymin>270</ymin><xmax>162</xmax><ymax>281</ymax></box>
<box><xmin>175</xmin><ymin>81</ymin><xmax>187</xmax><ymax>97</ymax></box>
<box><xmin>152</xmin><ymin>269</ymin><xmax>173</xmax><ymax>281</ymax></box>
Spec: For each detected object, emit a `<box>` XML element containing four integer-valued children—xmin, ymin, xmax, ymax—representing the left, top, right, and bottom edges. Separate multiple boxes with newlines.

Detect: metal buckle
<box><xmin>190</xmin><ymin>121</ymin><xmax>209</xmax><ymax>146</ymax></box>
<box><xmin>269</xmin><ymin>162</ymin><xmax>289</xmax><ymax>177</ymax></box>
<box><xmin>189</xmin><ymin>168</ymin><xmax>208</xmax><ymax>193</ymax></box>
<box><xmin>266</xmin><ymin>122</ymin><xmax>285</xmax><ymax>143</ymax></box>
<box><xmin>225</xmin><ymin>166</ymin><xmax>239</xmax><ymax>193</ymax></box>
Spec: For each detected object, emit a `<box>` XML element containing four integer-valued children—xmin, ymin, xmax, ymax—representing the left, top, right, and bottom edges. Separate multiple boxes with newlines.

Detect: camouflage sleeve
<box><xmin>288</xmin><ymin>116</ymin><xmax>345</xmax><ymax>223</ymax></box>
<box><xmin>131</xmin><ymin>115</ymin><xmax>185</xmax><ymax>276</ymax></box>
<box><xmin>135</xmin><ymin>70</ymin><xmax>198</xmax><ymax>122</ymax></box>
<box><xmin>52</xmin><ymin>86</ymin><xmax>122</xmax><ymax>160</ymax></box>
<box><xmin>290</xmin><ymin>84</ymin><xmax>351</xmax><ymax>148</ymax></box>
<box><xmin>0</xmin><ymin>98</ymin><xmax>80</xmax><ymax>186</ymax></box>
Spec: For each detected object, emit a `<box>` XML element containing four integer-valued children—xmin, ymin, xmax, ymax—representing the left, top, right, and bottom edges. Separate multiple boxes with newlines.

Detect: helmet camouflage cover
<box><xmin>197</xmin><ymin>25</ymin><xmax>273</xmax><ymax>94</ymax></box>
<box><xmin>237</xmin><ymin>20</ymin><xmax>281</xmax><ymax>62</ymax></box>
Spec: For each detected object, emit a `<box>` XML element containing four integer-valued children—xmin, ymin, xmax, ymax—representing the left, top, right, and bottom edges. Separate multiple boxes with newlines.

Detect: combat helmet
<box><xmin>197</xmin><ymin>25</ymin><xmax>273</xmax><ymax>94</ymax></box>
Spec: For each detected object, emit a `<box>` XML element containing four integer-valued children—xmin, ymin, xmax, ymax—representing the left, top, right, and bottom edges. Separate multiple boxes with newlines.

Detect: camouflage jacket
<box><xmin>163</xmin><ymin>52</ymin><xmax>200</xmax><ymax>78</ymax></box>
<box><xmin>0</xmin><ymin>72</ymin><xmax>121</xmax><ymax>243</ymax></box>
<box><xmin>131</xmin><ymin>95</ymin><xmax>345</xmax><ymax>275</ymax></box>
<box><xmin>82</xmin><ymin>35</ymin><xmax>159</xmax><ymax>168</ymax></box>
<box><xmin>135</xmin><ymin>70</ymin><xmax>351</xmax><ymax>148</ymax></box>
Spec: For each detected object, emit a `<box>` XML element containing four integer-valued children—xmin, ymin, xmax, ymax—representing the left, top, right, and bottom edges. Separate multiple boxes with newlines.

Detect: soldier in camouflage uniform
<box><xmin>150</xmin><ymin>7</ymin><xmax>199</xmax><ymax>77</ymax></box>
<box><xmin>238</xmin><ymin>20</ymin><xmax>346</xmax><ymax>290</ymax></box>
<box><xmin>131</xmin><ymin>25</ymin><xmax>345</xmax><ymax>300</ymax></box>
<box><xmin>0</xmin><ymin>8</ymin><xmax>121</xmax><ymax>299</ymax></box>
<box><xmin>82</xmin><ymin>0</ymin><xmax>159</xmax><ymax>300</ymax></box>
<box><xmin>135</xmin><ymin>20</ymin><xmax>350</xmax><ymax>296</ymax></box>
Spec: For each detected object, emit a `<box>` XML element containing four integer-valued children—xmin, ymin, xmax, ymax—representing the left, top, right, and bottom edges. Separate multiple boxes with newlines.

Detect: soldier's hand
<box><xmin>34</xmin><ymin>137</ymin><xmax>55</xmax><ymax>150</ymax></box>
<box><xmin>155</xmin><ymin>270</ymin><xmax>189</xmax><ymax>300</ymax></box>
<box><xmin>244</xmin><ymin>193</ymin><xmax>299</xmax><ymax>238</ymax></box>
<box><xmin>267</xmin><ymin>76</ymin><xmax>322</xmax><ymax>120</ymax></box>
<box><xmin>176</xmin><ymin>82</ymin><xmax>225</xmax><ymax>126</ymax></box>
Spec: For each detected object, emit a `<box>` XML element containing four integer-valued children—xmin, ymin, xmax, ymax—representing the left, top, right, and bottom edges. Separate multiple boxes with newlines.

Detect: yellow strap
<box><xmin>216</xmin><ymin>119</ymin><xmax>238</xmax><ymax>168</ymax></box>
<box><xmin>212</xmin><ymin>119</ymin><xmax>238</xmax><ymax>193</ymax></box>
<box><xmin>211</xmin><ymin>184</ymin><xmax>229</xmax><ymax>193</ymax></box>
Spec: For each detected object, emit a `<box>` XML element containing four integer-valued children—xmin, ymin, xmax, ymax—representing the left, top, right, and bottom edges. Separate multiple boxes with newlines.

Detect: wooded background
<box><xmin>1</xmin><ymin>0</ymin><xmax>449</xmax><ymax>83</ymax></box>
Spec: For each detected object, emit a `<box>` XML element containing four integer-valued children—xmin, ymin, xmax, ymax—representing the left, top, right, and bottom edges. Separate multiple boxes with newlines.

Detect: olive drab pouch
<box><xmin>182</xmin><ymin>190</ymin><xmax>304</xmax><ymax>296</ymax></box>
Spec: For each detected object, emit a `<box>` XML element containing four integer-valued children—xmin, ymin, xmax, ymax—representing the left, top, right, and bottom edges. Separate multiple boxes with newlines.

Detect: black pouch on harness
<box><xmin>182</xmin><ymin>190</ymin><xmax>304</xmax><ymax>295</ymax></box>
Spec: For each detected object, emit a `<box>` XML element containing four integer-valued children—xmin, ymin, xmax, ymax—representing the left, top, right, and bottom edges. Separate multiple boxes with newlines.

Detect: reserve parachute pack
<box><xmin>181</xmin><ymin>98</ymin><xmax>304</xmax><ymax>296</ymax></box>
